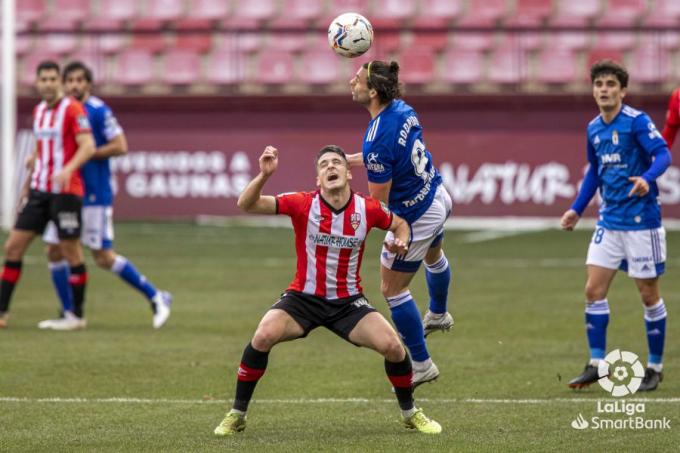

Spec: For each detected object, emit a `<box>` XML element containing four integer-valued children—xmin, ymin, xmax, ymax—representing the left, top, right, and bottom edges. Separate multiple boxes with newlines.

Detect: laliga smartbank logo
<box><xmin>570</xmin><ymin>349</ymin><xmax>671</xmax><ymax>431</ymax></box>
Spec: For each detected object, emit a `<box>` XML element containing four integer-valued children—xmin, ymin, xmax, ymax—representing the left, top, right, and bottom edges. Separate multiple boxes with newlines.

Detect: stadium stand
<box><xmin>14</xmin><ymin>0</ymin><xmax>680</xmax><ymax>95</ymax></box>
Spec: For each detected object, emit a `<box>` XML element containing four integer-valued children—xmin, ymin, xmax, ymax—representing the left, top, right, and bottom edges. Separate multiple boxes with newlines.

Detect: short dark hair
<box><xmin>590</xmin><ymin>59</ymin><xmax>629</xmax><ymax>88</ymax></box>
<box><xmin>63</xmin><ymin>61</ymin><xmax>93</xmax><ymax>84</ymax></box>
<box><xmin>362</xmin><ymin>60</ymin><xmax>403</xmax><ymax>104</ymax></box>
<box><xmin>36</xmin><ymin>60</ymin><xmax>60</xmax><ymax>76</ymax></box>
<box><xmin>315</xmin><ymin>145</ymin><xmax>347</xmax><ymax>165</ymax></box>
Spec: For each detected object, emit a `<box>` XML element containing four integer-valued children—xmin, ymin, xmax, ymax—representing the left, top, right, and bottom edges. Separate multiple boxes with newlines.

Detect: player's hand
<box><xmin>384</xmin><ymin>238</ymin><xmax>408</xmax><ymax>255</ymax></box>
<box><xmin>560</xmin><ymin>209</ymin><xmax>580</xmax><ymax>231</ymax></box>
<box><xmin>259</xmin><ymin>146</ymin><xmax>279</xmax><ymax>176</ymax></box>
<box><xmin>628</xmin><ymin>176</ymin><xmax>650</xmax><ymax>197</ymax></box>
<box><xmin>52</xmin><ymin>168</ymin><xmax>73</xmax><ymax>190</ymax></box>
<box><xmin>346</xmin><ymin>152</ymin><xmax>365</xmax><ymax>168</ymax></box>
<box><xmin>25</xmin><ymin>153</ymin><xmax>36</xmax><ymax>171</ymax></box>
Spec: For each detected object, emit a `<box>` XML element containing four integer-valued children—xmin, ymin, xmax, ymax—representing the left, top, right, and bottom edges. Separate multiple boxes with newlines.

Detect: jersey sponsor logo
<box><xmin>647</xmin><ymin>122</ymin><xmax>662</xmax><ymax>140</ymax></box>
<box><xmin>77</xmin><ymin>115</ymin><xmax>91</xmax><ymax>130</ymax></box>
<box><xmin>601</xmin><ymin>153</ymin><xmax>621</xmax><ymax>164</ymax></box>
<box><xmin>366</xmin><ymin>152</ymin><xmax>379</xmax><ymax>164</ymax></box>
<box><xmin>402</xmin><ymin>167</ymin><xmax>435</xmax><ymax>208</ymax></box>
<box><xmin>612</xmin><ymin>130</ymin><xmax>619</xmax><ymax>145</ymax></box>
<box><xmin>308</xmin><ymin>232</ymin><xmax>362</xmax><ymax>249</ymax></box>
<box><xmin>398</xmin><ymin>115</ymin><xmax>420</xmax><ymax>147</ymax></box>
<box><xmin>365</xmin><ymin>152</ymin><xmax>385</xmax><ymax>172</ymax></box>
<box><xmin>350</xmin><ymin>212</ymin><xmax>362</xmax><ymax>230</ymax></box>
<box><xmin>57</xmin><ymin>211</ymin><xmax>80</xmax><ymax>231</ymax></box>
<box><xmin>351</xmin><ymin>296</ymin><xmax>371</xmax><ymax>309</ymax></box>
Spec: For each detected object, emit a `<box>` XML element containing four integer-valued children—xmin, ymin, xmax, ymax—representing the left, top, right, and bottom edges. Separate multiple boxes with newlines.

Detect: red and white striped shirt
<box><xmin>277</xmin><ymin>190</ymin><xmax>393</xmax><ymax>300</ymax></box>
<box><xmin>31</xmin><ymin>96</ymin><xmax>91</xmax><ymax>196</ymax></box>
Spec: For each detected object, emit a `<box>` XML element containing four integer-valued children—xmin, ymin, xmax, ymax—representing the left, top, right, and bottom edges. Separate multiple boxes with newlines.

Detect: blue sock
<box><xmin>425</xmin><ymin>253</ymin><xmax>450</xmax><ymax>314</ymax></box>
<box><xmin>644</xmin><ymin>299</ymin><xmax>667</xmax><ymax>368</ymax></box>
<box><xmin>585</xmin><ymin>299</ymin><xmax>609</xmax><ymax>361</ymax></box>
<box><xmin>387</xmin><ymin>291</ymin><xmax>429</xmax><ymax>362</ymax></box>
<box><xmin>111</xmin><ymin>255</ymin><xmax>158</xmax><ymax>300</ymax></box>
<box><xmin>49</xmin><ymin>260</ymin><xmax>73</xmax><ymax>313</ymax></box>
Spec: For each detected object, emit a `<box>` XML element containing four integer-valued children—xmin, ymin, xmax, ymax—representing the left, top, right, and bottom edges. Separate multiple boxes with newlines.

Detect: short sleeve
<box><xmin>364</xmin><ymin>197</ymin><xmax>393</xmax><ymax>230</ymax></box>
<box><xmin>275</xmin><ymin>192</ymin><xmax>307</xmax><ymax>217</ymax></box>
<box><xmin>67</xmin><ymin>102</ymin><xmax>91</xmax><ymax>135</ymax></box>
<box><xmin>364</xmin><ymin>143</ymin><xmax>393</xmax><ymax>183</ymax></box>
<box><xmin>102</xmin><ymin>106</ymin><xmax>124</xmax><ymax>141</ymax></box>
<box><xmin>633</xmin><ymin>113</ymin><xmax>667</xmax><ymax>155</ymax></box>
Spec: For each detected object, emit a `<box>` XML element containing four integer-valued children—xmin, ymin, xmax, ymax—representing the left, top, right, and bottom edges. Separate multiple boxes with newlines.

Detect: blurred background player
<box><xmin>38</xmin><ymin>62</ymin><xmax>172</xmax><ymax>331</ymax></box>
<box><xmin>347</xmin><ymin>60</ymin><xmax>453</xmax><ymax>387</ymax></box>
<box><xmin>214</xmin><ymin>145</ymin><xmax>441</xmax><ymax>436</ymax></box>
<box><xmin>662</xmin><ymin>86</ymin><xmax>680</xmax><ymax>150</ymax></box>
<box><xmin>561</xmin><ymin>60</ymin><xmax>671</xmax><ymax>392</ymax></box>
<box><xmin>0</xmin><ymin>61</ymin><xmax>95</xmax><ymax>328</ymax></box>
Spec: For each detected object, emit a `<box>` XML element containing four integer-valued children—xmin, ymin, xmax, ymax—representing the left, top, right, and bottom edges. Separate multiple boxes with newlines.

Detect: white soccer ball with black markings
<box><xmin>328</xmin><ymin>13</ymin><xmax>373</xmax><ymax>58</ymax></box>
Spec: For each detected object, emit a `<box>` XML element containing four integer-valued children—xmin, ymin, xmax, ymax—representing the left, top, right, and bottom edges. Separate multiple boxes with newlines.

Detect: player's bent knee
<box><xmin>382</xmin><ymin>338</ymin><xmax>406</xmax><ymax>362</ymax></box>
<box><xmin>45</xmin><ymin>245</ymin><xmax>62</xmax><ymax>262</ymax></box>
<box><xmin>584</xmin><ymin>283</ymin><xmax>606</xmax><ymax>302</ymax></box>
<box><xmin>93</xmin><ymin>251</ymin><xmax>115</xmax><ymax>269</ymax></box>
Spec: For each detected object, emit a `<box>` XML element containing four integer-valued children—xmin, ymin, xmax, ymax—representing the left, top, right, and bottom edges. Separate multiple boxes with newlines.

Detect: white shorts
<box><xmin>586</xmin><ymin>226</ymin><xmax>666</xmax><ymax>279</ymax></box>
<box><xmin>381</xmin><ymin>184</ymin><xmax>453</xmax><ymax>273</ymax></box>
<box><xmin>43</xmin><ymin>205</ymin><xmax>114</xmax><ymax>250</ymax></box>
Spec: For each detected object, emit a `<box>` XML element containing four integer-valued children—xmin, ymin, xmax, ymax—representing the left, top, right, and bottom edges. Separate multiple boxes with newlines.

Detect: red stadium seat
<box><xmin>535</xmin><ymin>48</ymin><xmax>578</xmax><ymax>84</ymax></box>
<box><xmin>371</xmin><ymin>0</ymin><xmax>417</xmax><ymax>28</ymax></box>
<box><xmin>487</xmin><ymin>44</ymin><xmax>525</xmax><ymax>85</ymax></box>
<box><xmin>66</xmin><ymin>50</ymin><xmax>107</xmax><ymax>83</ymax></box>
<box><xmin>545</xmin><ymin>31</ymin><xmax>590</xmax><ymax>50</ymax></box>
<box><xmin>52</xmin><ymin>0</ymin><xmax>92</xmax><ymax>23</ymax></box>
<box><xmin>35</xmin><ymin>34</ymin><xmax>79</xmax><ymax>55</ymax></box>
<box><xmin>224</xmin><ymin>0</ymin><xmax>277</xmax><ymax>28</ymax></box>
<box><xmin>440</xmin><ymin>48</ymin><xmax>484</xmax><ymax>85</ymax></box>
<box><xmin>16</xmin><ymin>36</ymin><xmax>33</xmax><ymax>56</ymax></box>
<box><xmin>451</xmin><ymin>32</ymin><xmax>494</xmax><ymax>51</ymax></box>
<box><xmin>19</xmin><ymin>53</ymin><xmax>60</xmax><ymax>87</ymax></box>
<box><xmin>458</xmin><ymin>0</ymin><xmax>509</xmax><ymax>27</ymax></box>
<box><xmin>131</xmin><ymin>34</ymin><xmax>168</xmax><ymax>54</ymax></box>
<box><xmin>133</xmin><ymin>0</ymin><xmax>185</xmax><ymax>29</ymax></box>
<box><xmin>327</xmin><ymin>0</ymin><xmax>369</xmax><ymax>17</ymax></box>
<box><xmin>175</xmin><ymin>34</ymin><xmax>213</xmax><ymax>53</ymax></box>
<box><xmin>518</xmin><ymin>31</ymin><xmax>544</xmax><ymax>51</ymax></box>
<box><xmin>411</xmin><ymin>33</ymin><xmax>450</xmax><ymax>52</ymax></box>
<box><xmin>176</xmin><ymin>0</ymin><xmax>231</xmax><ymax>28</ymax></box>
<box><xmin>552</xmin><ymin>0</ymin><xmax>600</xmax><ymax>26</ymax></box>
<box><xmin>86</xmin><ymin>0</ymin><xmax>139</xmax><ymax>30</ymax></box>
<box><xmin>631</xmin><ymin>44</ymin><xmax>671</xmax><ymax>84</ymax></box>
<box><xmin>413</xmin><ymin>0</ymin><xmax>463</xmax><ymax>28</ymax></box>
<box><xmin>254</xmin><ymin>50</ymin><xmax>295</xmax><ymax>85</ymax></box>
<box><xmin>373</xmin><ymin>32</ymin><xmax>402</xmax><ymax>56</ymax></box>
<box><xmin>594</xmin><ymin>32</ymin><xmax>636</xmax><ymax>51</ymax></box>
<box><xmin>17</xmin><ymin>0</ymin><xmax>46</xmax><ymax>25</ymax></box>
<box><xmin>205</xmin><ymin>50</ymin><xmax>246</xmax><ymax>84</ymax></box>
<box><xmin>643</xmin><ymin>0</ymin><xmax>680</xmax><ymax>26</ymax></box>
<box><xmin>299</xmin><ymin>49</ymin><xmax>342</xmax><ymax>85</ymax></box>
<box><xmin>95</xmin><ymin>34</ymin><xmax>127</xmax><ymax>54</ymax></box>
<box><xmin>162</xmin><ymin>49</ymin><xmax>202</xmax><ymax>85</ymax></box>
<box><xmin>587</xmin><ymin>49</ymin><xmax>624</xmax><ymax>68</ymax></box>
<box><xmin>597</xmin><ymin>0</ymin><xmax>647</xmax><ymax>26</ymax></box>
<box><xmin>114</xmin><ymin>49</ymin><xmax>155</xmax><ymax>85</ymax></box>
<box><xmin>271</xmin><ymin>0</ymin><xmax>325</xmax><ymax>28</ymax></box>
<box><xmin>399</xmin><ymin>46</ymin><xmax>436</xmax><ymax>85</ymax></box>
<box><xmin>506</xmin><ymin>0</ymin><xmax>553</xmax><ymax>27</ymax></box>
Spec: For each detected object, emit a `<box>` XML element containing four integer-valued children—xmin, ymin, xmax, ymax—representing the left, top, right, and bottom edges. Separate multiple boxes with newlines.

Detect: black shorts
<box><xmin>15</xmin><ymin>190</ymin><xmax>82</xmax><ymax>239</ymax></box>
<box><xmin>272</xmin><ymin>291</ymin><xmax>377</xmax><ymax>344</ymax></box>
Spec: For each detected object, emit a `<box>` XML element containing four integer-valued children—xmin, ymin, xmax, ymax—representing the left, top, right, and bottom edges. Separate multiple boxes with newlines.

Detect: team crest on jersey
<box><xmin>612</xmin><ymin>130</ymin><xmax>619</xmax><ymax>145</ymax></box>
<box><xmin>350</xmin><ymin>212</ymin><xmax>362</xmax><ymax>230</ymax></box>
<box><xmin>77</xmin><ymin>115</ymin><xmax>91</xmax><ymax>130</ymax></box>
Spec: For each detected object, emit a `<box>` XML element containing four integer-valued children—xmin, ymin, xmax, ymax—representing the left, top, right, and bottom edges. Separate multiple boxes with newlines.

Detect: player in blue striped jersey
<box><xmin>348</xmin><ymin>60</ymin><xmax>453</xmax><ymax>387</ymax></box>
<box><xmin>561</xmin><ymin>60</ymin><xmax>671</xmax><ymax>391</ymax></box>
<box><xmin>38</xmin><ymin>62</ymin><xmax>172</xmax><ymax>330</ymax></box>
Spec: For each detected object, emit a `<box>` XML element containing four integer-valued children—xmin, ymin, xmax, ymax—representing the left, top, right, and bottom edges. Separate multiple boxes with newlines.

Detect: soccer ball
<box><xmin>328</xmin><ymin>13</ymin><xmax>373</xmax><ymax>58</ymax></box>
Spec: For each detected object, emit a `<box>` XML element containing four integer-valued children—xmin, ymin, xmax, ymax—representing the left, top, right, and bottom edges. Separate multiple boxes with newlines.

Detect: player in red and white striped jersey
<box><xmin>0</xmin><ymin>61</ymin><xmax>95</xmax><ymax>328</ymax></box>
<box><xmin>214</xmin><ymin>145</ymin><xmax>442</xmax><ymax>436</ymax></box>
<box><xmin>662</xmin><ymin>87</ymin><xmax>680</xmax><ymax>149</ymax></box>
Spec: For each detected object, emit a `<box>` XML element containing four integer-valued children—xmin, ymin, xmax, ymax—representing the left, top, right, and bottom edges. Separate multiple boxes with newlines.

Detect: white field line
<box><xmin>1</xmin><ymin>397</ymin><xmax>679</xmax><ymax>405</ymax></box>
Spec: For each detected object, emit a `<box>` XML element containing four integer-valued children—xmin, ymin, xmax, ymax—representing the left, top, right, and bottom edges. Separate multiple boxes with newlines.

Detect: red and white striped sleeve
<box><xmin>364</xmin><ymin>196</ymin><xmax>393</xmax><ymax>231</ymax></box>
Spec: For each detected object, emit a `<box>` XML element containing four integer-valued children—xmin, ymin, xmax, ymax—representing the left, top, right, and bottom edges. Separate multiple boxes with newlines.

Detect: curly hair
<box><xmin>363</xmin><ymin>60</ymin><xmax>403</xmax><ymax>104</ymax></box>
<box><xmin>590</xmin><ymin>59</ymin><xmax>629</xmax><ymax>88</ymax></box>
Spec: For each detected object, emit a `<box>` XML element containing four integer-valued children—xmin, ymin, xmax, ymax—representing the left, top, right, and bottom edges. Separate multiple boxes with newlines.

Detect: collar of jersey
<box><xmin>317</xmin><ymin>189</ymin><xmax>354</xmax><ymax>214</ymax></box>
<box><xmin>599</xmin><ymin>103</ymin><xmax>626</xmax><ymax>126</ymax></box>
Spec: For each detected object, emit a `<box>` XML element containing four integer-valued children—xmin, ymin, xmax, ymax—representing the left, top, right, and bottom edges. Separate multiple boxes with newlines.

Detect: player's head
<box><xmin>315</xmin><ymin>145</ymin><xmax>352</xmax><ymax>191</ymax></box>
<box><xmin>63</xmin><ymin>61</ymin><xmax>93</xmax><ymax>101</ymax></box>
<box><xmin>350</xmin><ymin>60</ymin><xmax>402</xmax><ymax>107</ymax></box>
<box><xmin>590</xmin><ymin>60</ymin><xmax>628</xmax><ymax>112</ymax></box>
<box><xmin>36</xmin><ymin>60</ymin><xmax>61</xmax><ymax>104</ymax></box>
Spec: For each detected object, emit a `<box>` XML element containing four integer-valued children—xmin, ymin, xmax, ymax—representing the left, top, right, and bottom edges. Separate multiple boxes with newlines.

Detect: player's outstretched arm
<box><xmin>346</xmin><ymin>152</ymin><xmax>365</xmax><ymax>168</ymax></box>
<box><xmin>94</xmin><ymin>133</ymin><xmax>128</xmax><ymax>159</ymax></box>
<box><xmin>384</xmin><ymin>213</ymin><xmax>409</xmax><ymax>255</ymax></box>
<box><xmin>237</xmin><ymin>146</ymin><xmax>278</xmax><ymax>214</ymax></box>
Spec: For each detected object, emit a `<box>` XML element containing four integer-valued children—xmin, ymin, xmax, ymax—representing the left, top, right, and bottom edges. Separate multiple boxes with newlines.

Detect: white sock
<box><xmin>412</xmin><ymin>358</ymin><xmax>432</xmax><ymax>371</ymax></box>
<box><xmin>401</xmin><ymin>407</ymin><xmax>417</xmax><ymax>418</ymax></box>
<box><xmin>648</xmin><ymin>362</ymin><xmax>663</xmax><ymax>373</ymax></box>
<box><xmin>229</xmin><ymin>408</ymin><xmax>246</xmax><ymax>416</ymax></box>
<box><xmin>588</xmin><ymin>358</ymin><xmax>601</xmax><ymax>366</ymax></box>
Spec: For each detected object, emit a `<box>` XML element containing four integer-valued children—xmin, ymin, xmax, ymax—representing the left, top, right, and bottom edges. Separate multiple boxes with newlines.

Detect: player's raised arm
<box><xmin>237</xmin><ymin>146</ymin><xmax>278</xmax><ymax>214</ymax></box>
<box><xmin>384</xmin><ymin>213</ymin><xmax>409</xmax><ymax>255</ymax></box>
<box><xmin>345</xmin><ymin>152</ymin><xmax>365</xmax><ymax>168</ymax></box>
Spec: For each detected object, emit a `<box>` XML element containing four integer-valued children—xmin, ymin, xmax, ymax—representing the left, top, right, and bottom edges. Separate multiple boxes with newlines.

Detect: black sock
<box><xmin>385</xmin><ymin>355</ymin><xmax>414</xmax><ymax>411</ymax></box>
<box><xmin>0</xmin><ymin>260</ymin><xmax>22</xmax><ymax>313</ymax></box>
<box><xmin>68</xmin><ymin>264</ymin><xmax>87</xmax><ymax>318</ymax></box>
<box><xmin>233</xmin><ymin>342</ymin><xmax>269</xmax><ymax>412</ymax></box>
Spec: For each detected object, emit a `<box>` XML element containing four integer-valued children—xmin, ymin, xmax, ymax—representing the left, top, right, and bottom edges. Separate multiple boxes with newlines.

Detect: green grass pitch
<box><xmin>1</xmin><ymin>223</ymin><xmax>679</xmax><ymax>452</ymax></box>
